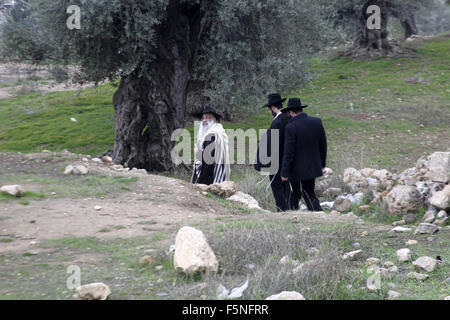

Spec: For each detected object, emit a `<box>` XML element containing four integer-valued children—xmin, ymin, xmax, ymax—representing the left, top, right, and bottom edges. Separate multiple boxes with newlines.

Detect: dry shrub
<box><xmin>204</xmin><ymin>222</ymin><xmax>357</xmax><ymax>300</ymax></box>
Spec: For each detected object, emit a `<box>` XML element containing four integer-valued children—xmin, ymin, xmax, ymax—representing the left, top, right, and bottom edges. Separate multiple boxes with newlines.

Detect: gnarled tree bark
<box><xmin>354</xmin><ymin>0</ymin><xmax>392</xmax><ymax>53</ymax></box>
<box><xmin>112</xmin><ymin>2</ymin><xmax>206</xmax><ymax>171</ymax></box>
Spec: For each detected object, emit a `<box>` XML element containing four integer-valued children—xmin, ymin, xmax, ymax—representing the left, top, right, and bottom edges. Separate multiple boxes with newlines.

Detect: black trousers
<box><xmin>287</xmin><ymin>179</ymin><xmax>323</xmax><ymax>212</ymax></box>
<box><xmin>269</xmin><ymin>173</ymin><xmax>289</xmax><ymax>212</ymax></box>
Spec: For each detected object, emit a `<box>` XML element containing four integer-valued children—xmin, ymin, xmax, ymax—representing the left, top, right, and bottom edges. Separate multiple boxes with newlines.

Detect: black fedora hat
<box><xmin>281</xmin><ymin>98</ymin><xmax>308</xmax><ymax>113</ymax></box>
<box><xmin>194</xmin><ymin>106</ymin><xmax>222</xmax><ymax>121</ymax></box>
<box><xmin>262</xmin><ymin>93</ymin><xmax>287</xmax><ymax>108</ymax></box>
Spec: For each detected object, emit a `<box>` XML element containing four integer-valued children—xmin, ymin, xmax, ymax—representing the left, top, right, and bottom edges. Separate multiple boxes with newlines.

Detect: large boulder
<box><xmin>207</xmin><ymin>181</ymin><xmax>237</xmax><ymax>198</ymax></box>
<box><xmin>75</xmin><ymin>283</ymin><xmax>111</xmax><ymax>300</ymax></box>
<box><xmin>173</xmin><ymin>226</ymin><xmax>218</xmax><ymax>275</ymax></box>
<box><xmin>1</xmin><ymin>185</ymin><xmax>25</xmax><ymax>197</ymax></box>
<box><xmin>384</xmin><ymin>185</ymin><xmax>423</xmax><ymax>215</ymax></box>
<box><xmin>429</xmin><ymin>184</ymin><xmax>450</xmax><ymax>210</ymax></box>
<box><xmin>424</xmin><ymin>152</ymin><xmax>450</xmax><ymax>183</ymax></box>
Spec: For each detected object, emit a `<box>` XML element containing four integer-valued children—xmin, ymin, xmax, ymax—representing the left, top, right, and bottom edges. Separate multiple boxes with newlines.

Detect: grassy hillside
<box><xmin>0</xmin><ymin>34</ymin><xmax>449</xmax><ymax>172</ymax></box>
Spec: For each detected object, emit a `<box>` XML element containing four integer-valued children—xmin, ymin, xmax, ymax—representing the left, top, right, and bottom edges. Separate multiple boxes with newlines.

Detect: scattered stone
<box><xmin>388</xmin><ymin>226</ymin><xmax>412</xmax><ymax>234</ymax></box>
<box><xmin>424</xmin><ymin>152</ymin><xmax>450</xmax><ymax>184</ymax></box>
<box><xmin>75</xmin><ymin>283</ymin><xmax>111</xmax><ymax>300</ymax></box>
<box><xmin>342</xmin><ymin>250</ymin><xmax>363</xmax><ymax>261</ymax></box>
<box><xmin>155</xmin><ymin>265</ymin><xmax>164</xmax><ymax>271</ymax></box>
<box><xmin>366</xmin><ymin>257</ymin><xmax>380</xmax><ymax>266</ymax></box>
<box><xmin>92</xmin><ymin>158</ymin><xmax>102</xmax><ymax>163</ymax></box>
<box><xmin>437</xmin><ymin>210</ymin><xmax>448</xmax><ymax>219</ymax></box>
<box><xmin>279</xmin><ymin>255</ymin><xmax>299</xmax><ymax>266</ymax></box>
<box><xmin>131</xmin><ymin>168</ymin><xmax>148</xmax><ymax>175</ymax></box>
<box><xmin>139</xmin><ymin>256</ymin><xmax>154</xmax><ymax>266</ymax></box>
<box><xmin>227</xmin><ymin>191</ymin><xmax>261</xmax><ymax>210</ymax></box>
<box><xmin>101</xmin><ymin>156</ymin><xmax>113</xmax><ymax>163</ymax></box>
<box><xmin>291</xmin><ymin>216</ymin><xmax>299</xmax><ymax>224</ymax></box>
<box><xmin>406</xmin><ymin>240</ymin><xmax>418</xmax><ymax>246</ymax></box>
<box><xmin>265</xmin><ymin>291</ymin><xmax>305</xmax><ymax>300</ymax></box>
<box><xmin>407</xmin><ymin>272</ymin><xmax>429</xmax><ymax>281</ymax></box>
<box><xmin>1</xmin><ymin>185</ymin><xmax>25</xmax><ymax>197</ymax></box>
<box><xmin>70</xmin><ymin>117</ymin><xmax>77</xmax><ymax>122</ymax></box>
<box><xmin>94</xmin><ymin>206</ymin><xmax>102</xmax><ymax>211</ymax></box>
<box><xmin>422</xmin><ymin>210</ymin><xmax>436</xmax><ymax>223</ymax></box>
<box><xmin>112</xmin><ymin>164</ymin><xmax>123</xmax><ymax>170</ymax></box>
<box><xmin>397</xmin><ymin>248</ymin><xmax>412</xmax><ymax>262</ymax></box>
<box><xmin>64</xmin><ymin>165</ymin><xmax>74</xmax><ymax>175</ymax></box>
<box><xmin>173</xmin><ymin>226</ymin><xmax>218</xmax><ymax>274</ymax></box>
<box><xmin>323</xmin><ymin>188</ymin><xmax>341</xmax><ymax>198</ymax></box>
<box><xmin>402</xmin><ymin>214</ymin><xmax>417</xmax><ymax>224</ymax></box>
<box><xmin>384</xmin><ymin>185</ymin><xmax>423</xmax><ymax>215</ymax></box>
<box><xmin>387</xmin><ymin>290</ymin><xmax>401</xmax><ymax>299</ymax></box>
<box><xmin>207</xmin><ymin>181</ymin><xmax>237</xmax><ymax>198</ymax></box>
<box><xmin>323</xmin><ymin>167</ymin><xmax>334</xmax><ymax>176</ymax></box>
<box><xmin>194</xmin><ymin>183</ymin><xmax>209</xmax><ymax>191</ymax></box>
<box><xmin>320</xmin><ymin>201</ymin><xmax>334</xmax><ymax>210</ymax></box>
<box><xmin>413</xmin><ymin>256</ymin><xmax>438</xmax><ymax>272</ymax></box>
<box><xmin>388</xmin><ymin>282</ymin><xmax>397</xmax><ymax>289</ymax></box>
<box><xmin>352</xmin><ymin>242</ymin><xmax>361</xmax><ymax>250</ymax></box>
<box><xmin>429</xmin><ymin>184</ymin><xmax>450</xmax><ymax>210</ymax></box>
<box><xmin>384</xmin><ymin>261</ymin><xmax>395</xmax><ymax>268</ymax></box>
<box><xmin>361</xmin><ymin>231</ymin><xmax>369</xmax><ymax>237</ymax></box>
<box><xmin>358</xmin><ymin>205</ymin><xmax>370</xmax><ymax>214</ymax></box>
<box><xmin>434</xmin><ymin>217</ymin><xmax>448</xmax><ymax>227</ymax></box>
<box><xmin>414</xmin><ymin>223</ymin><xmax>439</xmax><ymax>235</ymax></box>
<box><xmin>306</xmin><ymin>248</ymin><xmax>320</xmax><ymax>256</ymax></box>
<box><xmin>392</xmin><ymin>220</ymin><xmax>406</xmax><ymax>226</ymax></box>
<box><xmin>388</xmin><ymin>266</ymin><xmax>399</xmax><ymax>273</ymax></box>
<box><xmin>329</xmin><ymin>210</ymin><xmax>340</xmax><ymax>215</ymax></box>
<box><xmin>343</xmin><ymin>168</ymin><xmax>368</xmax><ymax>193</ymax></box>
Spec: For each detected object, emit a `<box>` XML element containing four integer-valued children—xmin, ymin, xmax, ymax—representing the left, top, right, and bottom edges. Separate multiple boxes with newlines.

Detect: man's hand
<box><xmin>281</xmin><ymin>177</ymin><xmax>288</xmax><ymax>182</ymax></box>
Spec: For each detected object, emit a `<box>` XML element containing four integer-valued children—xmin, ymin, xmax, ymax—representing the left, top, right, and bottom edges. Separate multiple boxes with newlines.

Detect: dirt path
<box><xmin>0</xmin><ymin>151</ymin><xmax>365</xmax><ymax>254</ymax></box>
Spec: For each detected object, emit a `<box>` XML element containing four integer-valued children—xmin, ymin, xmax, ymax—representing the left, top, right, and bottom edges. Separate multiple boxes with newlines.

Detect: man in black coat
<box><xmin>255</xmin><ymin>93</ymin><xmax>291</xmax><ymax>212</ymax></box>
<box><xmin>280</xmin><ymin>98</ymin><xmax>327</xmax><ymax>211</ymax></box>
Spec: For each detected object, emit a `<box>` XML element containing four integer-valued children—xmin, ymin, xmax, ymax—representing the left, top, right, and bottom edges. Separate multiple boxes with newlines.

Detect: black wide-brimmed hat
<box><xmin>194</xmin><ymin>106</ymin><xmax>222</xmax><ymax>121</ymax></box>
<box><xmin>281</xmin><ymin>98</ymin><xmax>308</xmax><ymax>113</ymax></box>
<box><xmin>262</xmin><ymin>93</ymin><xmax>287</xmax><ymax>108</ymax></box>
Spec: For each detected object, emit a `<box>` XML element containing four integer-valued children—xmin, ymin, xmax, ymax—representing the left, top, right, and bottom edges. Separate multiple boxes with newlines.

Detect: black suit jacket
<box><xmin>280</xmin><ymin>113</ymin><xmax>327</xmax><ymax>181</ymax></box>
<box><xmin>254</xmin><ymin>112</ymin><xmax>290</xmax><ymax>175</ymax></box>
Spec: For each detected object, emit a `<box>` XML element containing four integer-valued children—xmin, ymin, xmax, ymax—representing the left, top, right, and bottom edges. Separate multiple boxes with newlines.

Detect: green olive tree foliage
<box><xmin>0</xmin><ymin>0</ymin><xmax>331</xmax><ymax>171</ymax></box>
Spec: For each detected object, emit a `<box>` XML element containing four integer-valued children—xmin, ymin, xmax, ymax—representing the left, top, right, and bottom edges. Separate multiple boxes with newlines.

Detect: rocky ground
<box><xmin>0</xmin><ymin>151</ymin><xmax>449</xmax><ymax>300</ymax></box>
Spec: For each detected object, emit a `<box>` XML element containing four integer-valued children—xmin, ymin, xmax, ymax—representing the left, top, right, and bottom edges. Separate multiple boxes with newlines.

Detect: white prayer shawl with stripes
<box><xmin>193</xmin><ymin>123</ymin><xmax>230</xmax><ymax>184</ymax></box>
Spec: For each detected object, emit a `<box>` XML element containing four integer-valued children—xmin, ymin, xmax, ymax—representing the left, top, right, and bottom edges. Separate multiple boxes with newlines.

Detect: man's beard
<box><xmin>271</xmin><ymin>110</ymin><xmax>277</xmax><ymax>118</ymax></box>
<box><xmin>196</xmin><ymin>120</ymin><xmax>215</xmax><ymax>150</ymax></box>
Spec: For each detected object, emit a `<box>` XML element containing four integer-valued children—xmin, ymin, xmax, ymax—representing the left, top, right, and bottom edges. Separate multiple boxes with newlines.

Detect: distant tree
<box><xmin>326</xmin><ymin>0</ymin><xmax>435</xmax><ymax>54</ymax></box>
<box><xmin>0</xmin><ymin>0</ymin><xmax>329</xmax><ymax>172</ymax></box>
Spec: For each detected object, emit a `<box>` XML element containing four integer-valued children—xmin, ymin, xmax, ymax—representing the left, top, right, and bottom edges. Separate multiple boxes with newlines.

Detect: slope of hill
<box><xmin>0</xmin><ymin>34</ymin><xmax>449</xmax><ymax>174</ymax></box>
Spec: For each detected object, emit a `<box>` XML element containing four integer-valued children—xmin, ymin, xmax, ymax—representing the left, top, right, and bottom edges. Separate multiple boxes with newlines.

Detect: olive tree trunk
<box><xmin>111</xmin><ymin>2</ymin><xmax>205</xmax><ymax>171</ymax></box>
<box><xmin>354</xmin><ymin>0</ymin><xmax>392</xmax><ymax>53</ymax></box>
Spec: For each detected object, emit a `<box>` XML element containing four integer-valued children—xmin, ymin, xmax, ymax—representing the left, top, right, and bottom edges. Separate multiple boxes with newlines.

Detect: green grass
<box><xmin>0</xmin><ymin>174</ymin><xmax>138</xmax><ymax>199</ymax></box>
<box><xmin>0</xmin><ymin>83</ymin><xmax>116</xmax><ymax>155</ymax></box>
<box><xmin>0</xmin><ymin>191</ymin><xmax>46</xmax><ymax>203</ymax></box>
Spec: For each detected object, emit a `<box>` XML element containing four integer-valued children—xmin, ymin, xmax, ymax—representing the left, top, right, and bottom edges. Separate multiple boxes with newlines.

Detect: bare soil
<box><xmin>0</xmin><ymin>151</ymin><xmax>365</xmax><ymax>255</ymax></box>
